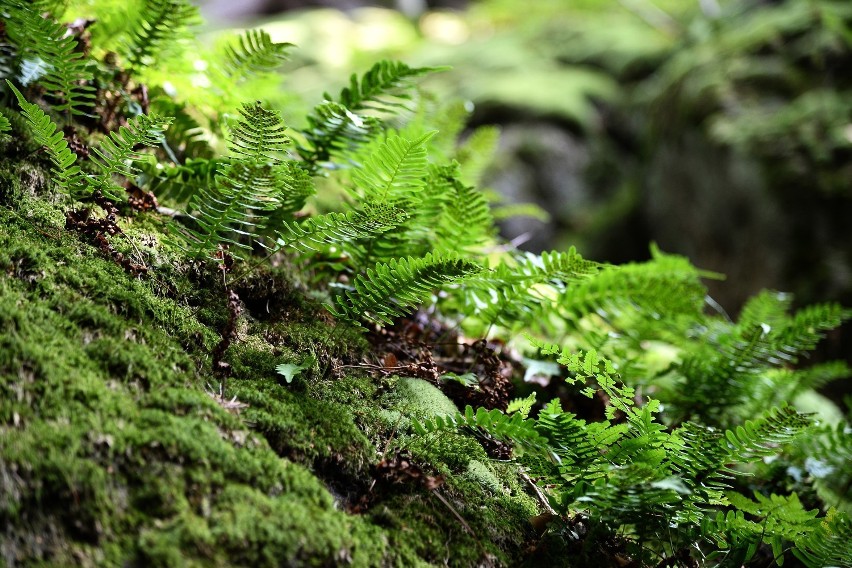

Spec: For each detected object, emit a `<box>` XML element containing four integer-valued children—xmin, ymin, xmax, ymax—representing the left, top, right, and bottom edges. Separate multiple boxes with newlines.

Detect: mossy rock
<box><xmin>0</xmin><ymin>163</ymin><xmax>541</xmax><ymax>566</ymax></box>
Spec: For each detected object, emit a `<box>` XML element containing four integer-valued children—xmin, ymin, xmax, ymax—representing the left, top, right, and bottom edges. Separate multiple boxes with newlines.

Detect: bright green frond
<box><xmin>5</xmin><ymin>2</ymin><xmax>94</xmax><ymax>115</ymax></box>
<box><xmin>332</xmin><ymin>252</ymin><xmax>481</xmax><ymax>326</ymax></box>
<box><xmin>90</xmin><ymin>113</ymin><xmax>172</xmax><ymax>200</ymax></box>
<box><xmin>274</xmin><ymin>203</ymin><xmax>408</xmax><ymax>253</ymax></box>
<box><xmin>352</xmin><ymin>132</ymin><xmax>434</xmax><ymax>204</ymax></box>
<box><xmin>6</xmin><ymin>80</ymin><xmax>85</xmax><ymax>195</ymax></box>
<box><xmin>222</xmin><ymin>29</ymin><xmax>292</xmax><ymax>82</ymax></box>
<box><xmin>123</xmin><ymin>0</ymin><xmax>200</xmax><ymax>70</ymax></box>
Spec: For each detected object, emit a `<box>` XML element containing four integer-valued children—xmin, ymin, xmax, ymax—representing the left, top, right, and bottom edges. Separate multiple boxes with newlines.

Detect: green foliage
<box><xmin>0</xmin><ymin>112</ymin><xmax>10</xmax><ymax>135</ymax></box>
<box><xmin>6</xmin><ymin>80</ymin><xmax>85</xmax><ymax>194</ymax></box>
<box><xmin>273</xmin><ymin>203</ymin><xmax>408</xmax><ymax>254</ymax></box>
<box><xmin>222</xmin><ymin>29</ymin><xmax>293</xmax><ymax>82</ymax></box>
<box><xmin>90</xmin><ymin>113</ymin><xmax>172</xmax><ymax>200</ymax></box>
<box><xmin>4</xmin><ymin>1</ymin><xmax>95</xmax><ymax>115</ymax></box>
<box><xmin>2</xmin><ymin>2</ymin><xmax>850</xmax><ymax>565</ymax></box>
<box><xmin>413</xmin><ymin>404</ymin><xmax>547</xmax><ymax>451</ymax></box>
<box><xmin>297</xmin><ymin>61</ymin><xmax>442</xmax><ymax>171</ymax></box>
<box><xmin>331</xmin><ymin>252</ymin><xmax>481</xmax><ymax>326</ymax></box>
<box><xmin>122</xmin><ymin>0</ymin><xmax>200</xmax><ymax>70</ymax></box>
<box><xmin>179</xmin><ymin>102</ymin><xmax>305</xmax><ymax>260</ymax></box>
<box><xmin>793</xmin><ymin>509</ymin><xmax>852</xmax><ymax>568</ymax></box>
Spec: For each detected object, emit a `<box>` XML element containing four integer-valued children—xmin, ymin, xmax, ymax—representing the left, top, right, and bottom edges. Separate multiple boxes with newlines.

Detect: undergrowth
<box><xmin>0</xmin><ymin>1</ymin><xmax>850</xmax><ymax>566</ymax></box>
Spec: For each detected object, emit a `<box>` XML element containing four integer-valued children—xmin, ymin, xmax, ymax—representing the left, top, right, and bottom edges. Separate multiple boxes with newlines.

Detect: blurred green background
<box><xmin>198</xmin><ymin>0</ymin><xmax>852</xmax><ymax>375</ymax></box>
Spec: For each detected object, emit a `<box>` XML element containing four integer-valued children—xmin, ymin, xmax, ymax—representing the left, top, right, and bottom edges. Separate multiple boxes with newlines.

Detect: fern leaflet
<box><xmin>222</xmin><ymin>29</ymin><xmax>292</xmax><ymax>81</ymax></box>
<box><xmin>6</xmin><ymin>80</ymin><xmax>85</xmax><ymax>194</ymax></box>
<box><xmin>5</xmin><ymin>2</ymin><xmax>94</xmax><ymax>115</ymax></box>
<box><xmin>331</xmin><ymin>252</ymin><xmax>481</xmax><ymax>326</ymax></box>
<box><xmin>123</xmin><ymin>0</ymin><xmax>200</xmax><ymax>70</ymax></box>
<box><xmin>90</xmin><ymin>113</ymin><xmax>172</xmax><ymax>200</ymax></box>
<box><xmin>273</xmin><ymin>203</ymin><xmax>408</xmax><ymax>253</ymax></box>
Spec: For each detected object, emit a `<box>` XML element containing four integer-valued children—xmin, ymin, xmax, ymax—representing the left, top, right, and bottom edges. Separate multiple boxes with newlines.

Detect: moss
<box><xmin>465</xmin><ymin>459</ymin><xmax>504</xmax><ymax>495</ymax></box>
<box><xmin>396</xmin><ymin>377</ymin><xmax>460</xmax><ymax>418</ymax></box>
<box><xmin>0</xmin><ymin>161</ymin><xmax>539</xmax><ymax>566</ymax></box>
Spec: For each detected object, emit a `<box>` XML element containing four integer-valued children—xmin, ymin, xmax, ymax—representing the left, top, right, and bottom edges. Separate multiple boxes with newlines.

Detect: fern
<box><xmin>413</xmin><ymin>404</ymin><xmax>547</xmax><ymax>453</ymax></box>
<box><xmin>463</xmin><ymin>248</ymin><xmax>602</xmax><ymax>330</ymax></box>
<box><xmin>336</xmin><ymin>60</ymin><xmax>443</xmax><ymax>114</ymax></box>
<box><xmin>429</xmin><ymin>162</ymin><xmax>495</xmax><ymax>253</ymax></box>
<box><xmin>122</xmin><ymin>0</ymin><xmax>200</xmax><ymax>70</ymax></box>
<box><xmin>793</xmin><ymin>509</ymin><xmax>852</xmax><ymax>568</ymax></box>
<box><xmin>138</xmin><ymin>157</ymin><xmax>223</xmax><ymax>204</ymax></box>
<box><xmin>222</xmin><ymin>29</ymin><xmax>292</xmax><ymax>82</ymax></box>
<box><xmin>0</xmin><ymin>112</ymin><xmax>10</xmax><ymax>135</ymax></box>
<box><xmin>351</xmin><ymin>132</ymin><xmax>434</xmax><ymax>204</ymax></box>
<box><xmin>331</xmin><ymin>252</ymin><xmax>481</xmax><ymax>326</ymax></box>
<box><xmin>6</xmin><ymin>80</ymin><xmax>85</xmax><ymax>194</ymax></box>
<box><xmin>298</xmin><ymin>61</ymin><xmax>442</xmax><ymax>171</ymax></box>
<box><xmin>273</xmin><ymin>203</ymin><xmax>408</xmax><ymax>254</ymax></box>
<box><xmin>180</xmin><ymin>102</ymin><xmax>293</xmax><ymax>260</ymax></box>
<box><xmin>673</xmin><ymin>294</ymin><xmax>850</xmax><ymax>425</ymax></box>
<box><xmin>90</xmin><ymin>113</ymin><xmax>172</xmax><ymax>200</ymax></box>
<box><xmin>556</xmin><ymin>245</ymin><xmax>712</xmax><ymax>329</ymax></box>
<box><xmin>5</xmin><ymin>2</ymin><xmax>94</xmax><ymax>115</ymax></box>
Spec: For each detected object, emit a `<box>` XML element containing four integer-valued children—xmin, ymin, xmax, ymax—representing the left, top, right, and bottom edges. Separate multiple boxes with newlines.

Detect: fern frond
<box><xmin>335</xmin><ymin>60</ymin><xmax>445</xmax><ymax>115</ymax></box>
<box><xmin>5</xmin><ymin>3</ymin><xmax>94</xmax><ymax>115</ymax></box>
<box><xmin>297</xmin><ymin>102</ymin><xmax>380</xmax><ymax>171</ymax></box>
<box><xmin>430</xmin><ymin>162</ymin><xmax>494</xmax><ymax>253</ymax></box>
<box><xmin>225</xmin><ymin>101</ymin><xmax>290</xmax><ymax>164</ymax></box>
<box><xmin>721</xmin><ymin>405</ymin><xmax>811</xmax><ymax>465</ymax></box>
<box><xmin>150</xmin><ymin>98</ymin><xmax>214</xmax><ymax>161</ymax></box>
<box><xmin>6</xmin><ymin>80</ymin><xmax>85</xmax><ymax>194</ymax></box>
<box><xmin>331</xmin><ymin>252</ymin><xmax>481</xmax><ymax>326</ymax></box>
<box><xmin>139</xmin><ymin>157</ymin><xmax>223</xmax><ymax>204</ymax></box>
<box><xmin>273</xmin><ymin>203</ymin><xmax>408</xmax><ymax>253</ymax></box>
<box><xmin>266</xmin><ymin>162</ymin><xmax>315</xmax><ymax>219</ymax></box>
<box><xmin>351</xmin><ymin>132</ymin><xmax>434</xmax><ymax>204</ymax></box>
<box><xmin>0</xmin><ymin>112</ymin><xmax>10</xmax><ymax>135</ymax></box>
<box><xmin>413</xmin><ymin>404</ymin><xmax>547</xmax><ymax>452</ymax></box>
<box><xmin>556</xmin><ymin>246</ymin><xmax>710</xmax><ymax>329</ymax></box>
<box><xmin>123</xmin><ymin>0</ymin><xmax>200</xmax><ymax>70</ymax></box>
<box><xmin>298</xmin><ymin>61</ymin><xmax>442</xmax><ymax>170</ymax></box>
<box><xmin>222</xmin><ymin>29</ymin><xmax>292</xmax><ymax>82</ymax></box>
<box><xmin>456</xmin><ymin>125</ymin><xmax>500</xmax><ymax>186</ymax></box>
<box><xmin>793</xmin><ymin>509</ymin><xmax>852</xmax><ymax>568</ymax></box>
<box><xmin>90</xmin><ymin>113</ymin><xmax>172</xmax><ymax>200</ymax></box>
<box><xmin>180</xmin><ymin>102</ymin><xmax>293</xmax><ymax>260</ymax></box>
<box><xmin>675</xmin><ymin>295</ymin><xmax>849</xmax><ymax>423</ymax></box>
<box><xmin>465</xmin><ymin>248</ymin><xmax>602</xmax><ymax>329</ymax></box>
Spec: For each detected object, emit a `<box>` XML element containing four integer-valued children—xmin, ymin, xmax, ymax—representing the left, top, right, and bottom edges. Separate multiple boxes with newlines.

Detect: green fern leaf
<box><xmin>6</xmin><ymin>80</ymin><xmax>85</xmax><ymax>194</ymax></box>
<box><xmin>178</xmin><ymin>102</ymin><xmax>296</xmax><ymax>260</ymax></box>
<box><xmin>336</xmin><ymin>60</ymin><xmax>445</xmax><ymax>114</ymax></box>
<box><xmin>351</xmin><ymin>132</ymin><xmax>435</xmax><ymax>204</ymax></box>
<box><xmin>331</xmin><ymin>252</ymin><xmax>480</xmax><ymax>326</ymax></box>
<box><xmin>721</xmin><ymin>405</ymin><xmax>811</xmax><ymax>465</ymax></box>
<box><xmin>5</xmin><ymin>3</ymin><xmax>95</xmax><ymax>115</ymax></box>
<box><xmin>413</xmin><ymin>404</ymin><xmax>546</xmax><ymax>452</ymax></box>
<box><xmin>0</xmin><ymin>112</ymin><xmax>10</xmax><ymax>135</ymax></box>
<box><xmin>123</xmin><ymin>0</ymin><xmax>200</xmax><ymax>70</ymax></box>
<box><xmin>273</xmin><ymin>203</ymin><xmax>408</xmax><ymax>253</ymax></box>
<box><xmin>793</xmin><ymin>509</ymin><xmax>852</xmax><ymax>568</ymax></box>
<box><xmin>465</xmin><ymin>248</ymin><xmax>602</xmax><ymax>329</ymax></box>
<box><xmin>429</xmin><ymin>162</ymin><xmax>494</xmax><ymax>253</ymax></box>
<box><xmin>90</xmin><ymin>113</ymin><xmax>172</xmax><ymax>200</ymax></box>
<box><xmin>298</xmin><ymin>61</ymin><xmax>443</xmax><ymax>170</ymax></box>
<box><xmin>222</xmin><ymin>29</ymin><xmax>292</xmax><ymax>81</ymax></box>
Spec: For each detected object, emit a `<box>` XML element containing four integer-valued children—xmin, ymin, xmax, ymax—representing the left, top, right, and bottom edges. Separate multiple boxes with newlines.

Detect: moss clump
<box><xmin>0</xmin><ymin>169</ymin><xmax>540</xmax><ymax>565</ymax></box>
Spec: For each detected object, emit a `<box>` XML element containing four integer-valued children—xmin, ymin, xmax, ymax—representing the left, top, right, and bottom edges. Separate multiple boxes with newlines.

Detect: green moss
<box><xmin>465</xmin><ymin>459</ymin><xmax>504</xmax><ymax>494</ymax></box>
<box><xmin>396</xmin><ymin>377</ymin><xmax>459</xmax><ymax>418</ymax></box>
<box><xmin>0</xmin><ymin>166</ymin><xmax>538</xmax><ymax>565</ymax></box>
